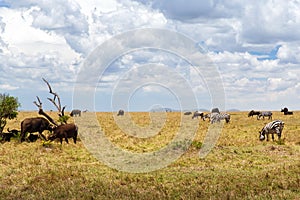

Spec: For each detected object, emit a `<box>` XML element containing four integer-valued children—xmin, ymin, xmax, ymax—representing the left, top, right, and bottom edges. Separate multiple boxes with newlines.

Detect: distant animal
<box><xmin>7</xmin><ymin>128</ymin><xmax>20</xmax><ymax>136</ymax></box>
<box><xmin>83</xmin><ymin>109</ymin><xmax>88</xmax><ymax>113</ymax></box>
<box><xmin>117</xmin><ymin>109</ymin><xmax>124</xmax><ymax>116</ymax></box>
<box><xmin>20</xmin><ymin>117</ymin><xmax>53</xmax><ymax>142</ymax></box>
<box><xmin>203</xmin><ymin>113</ymin><xmax>211</xmax><ymax>121</ymax></box>
<box><xmin>184</xmin><ymin>111</ymin><xmax>192</xmax><ymax>115</ymax></box>
<box><xmin>70</xmin><ymin>109</ymin><xmax>81</xmax><ymax>117</ymax></box>
<box><xmin>1</xmin><ymin>128</ymin><xmax>20</xmax><ymax>142</ymax></box>
<box><xmin>281</xmin><ymin>107</ymin><xmax>293</xmax><ymax>115</ymax></box>
<box><xmin>49</xmin><ymin>123</ymin><xmax>78</xmax><ymax>144</ymax></box>
<box><xmin>248</xmin><ymin>110</ymin><xmax>261</xmax><ymax>118</ymax></box>
<box><xmin>210</xmin><ymin>113</ymin><xmax>230</xmax><ymax>124</ymax></box>
<box><xmin>1</xmin><ymin>132</ymin><xmax>15</xmax><ymax>142</ymax></box>
<box><xmin>211</xmin><ymin>108</ymin><xmax>220</xmax><ymax>114</ymax></box>
<box><xmin>192</xmin><ymin>111</ymin><xmax>205</xmax><ymax>120</ymax></box>
<box><xmin>259</xmin><ymin>120</ymin><xmax>284</xmax><ymax>141</ymax></box>
<box><xmin>258</xmin><ymin>111</ymin><xmax>272</xmax><ymax>120</ymax></box>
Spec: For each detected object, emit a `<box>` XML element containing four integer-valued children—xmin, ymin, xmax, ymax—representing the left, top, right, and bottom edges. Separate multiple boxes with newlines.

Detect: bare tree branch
<box><xmin>33</xmin><ymin>96</ymin><xmax>58</xmax><ymax>126</ymax></box>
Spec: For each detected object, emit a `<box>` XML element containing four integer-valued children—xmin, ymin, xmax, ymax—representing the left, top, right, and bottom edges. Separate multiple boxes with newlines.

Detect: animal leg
<box><xmin>38</xmin><ymin>132</ymin><xmax>47</xmax><ymax>141</ymax></box>
<box><xmin>65</xmin><ymin>137</ymin><xmax>69</xmax><ymax>144</ymax></box>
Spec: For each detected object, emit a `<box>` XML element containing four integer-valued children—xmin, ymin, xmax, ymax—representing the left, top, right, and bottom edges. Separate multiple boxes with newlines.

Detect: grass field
<box><xmin>0</xmin><ymin>111</ymin><xmax>300</xmax><ymax>199</ymax></box>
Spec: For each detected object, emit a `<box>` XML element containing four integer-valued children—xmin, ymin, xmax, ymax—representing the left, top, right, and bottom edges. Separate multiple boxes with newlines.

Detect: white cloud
<box><xmin>1</xmin><ymin>0</ymin><xmax>300</xmax><ymax>110</ymax></box>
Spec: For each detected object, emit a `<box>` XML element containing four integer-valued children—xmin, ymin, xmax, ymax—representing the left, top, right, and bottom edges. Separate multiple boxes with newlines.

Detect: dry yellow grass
<box><xmin>1</xmin><ymin>111</ymin><xmax>300</xmax><ymax>199</ymax></box>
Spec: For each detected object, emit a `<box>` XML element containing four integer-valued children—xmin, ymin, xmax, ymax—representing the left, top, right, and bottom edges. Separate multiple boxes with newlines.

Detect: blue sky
<box><xmin>1</xmin><ymin>0</ymin><xmax>300</xmax><ymax>111</ymax></box>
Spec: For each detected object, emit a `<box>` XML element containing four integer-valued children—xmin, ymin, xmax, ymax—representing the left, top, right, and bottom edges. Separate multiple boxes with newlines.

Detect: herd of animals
<box><xmin>0</xmin><ymin>107</ymin><xmax>293</xmax><ymax>144</ymax></box>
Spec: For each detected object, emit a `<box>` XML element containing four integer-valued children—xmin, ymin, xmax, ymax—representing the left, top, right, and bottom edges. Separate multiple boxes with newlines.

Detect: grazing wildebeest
<box><xmin>20</xmin><ymin>117</ymin><xmax>53</xmax><ymax>142</ymax></box>
<box><xmin>70</xmin><ymin>109</ymin><xmax>81</xmax><ymax>117</ymax></box>
<box><xmin>248</xmin><ymin>110</ymin><xmax>261</xmax><ymax>118</ymax></box>
<box><xmin>192</xmin><ymin>111</ymin><xmax>205</xmax><ymax>120</ymax></box>
<box><xmin>258</xmin><ymin>111</ymin><xmax>272</xmax><ymax>120</ymax></box>
<box><xmin>210</xmin><ymin>113</ymin><xmax>230</xmax><ymax>124</ymax></box>
<box><xmin>1</xmin><ymin>128</ymin><xmax>20</xmax><ymax>142</ymax></box>
<box><xmin>49</xmin><ymin>123</ymin><xmax>78</xmax><ymax>144</ymax></box>
<box><xmin>184</xmin><ymin>111</ymin><xmax>192</xmax><ymax>115</ymax></box>
<box><xmin>211</xmin><ymin>108</ymin><xmax>220</xmax><ymax>114</ymax></box>
<box><xmin>117</xmin><ymin>109</ymin><xmax>124</xmax><ymax>116</ymax></box>
<box><xmin>281</xmin><ymin>107</ymin><xmax>293</xmax><ymax>115</ymax></box>
<box><xmin>259</xmin><ymin>120</ymin><xmax>284</xmax><ymax>141</ymax></box>
<box><xmin>1</xmin><ymin>132</ymin><xmax>15</xmax><ymax>142</ymax></box>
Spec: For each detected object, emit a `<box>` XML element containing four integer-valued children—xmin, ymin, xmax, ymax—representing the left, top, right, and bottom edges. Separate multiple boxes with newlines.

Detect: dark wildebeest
<box><xmin>49</xmin><ymin>123</ymin><xmax>78</xmax><ymax>144</ymax></box>
<box><xmin>184</xmin><ymin>111</ymin><xmax>192</xmax><ymax>115</ymax></box>
<box><xmin>258</xmin><ymin>111</ymin><xmax>272</xmax><ymax>120</ymax></box>
<box><xmin>70</xmin><ymin>109</ymin><xmax>81</xmax><ymax>117</ymax></box>
<box><xmin>211</xmin><ymin>108</ymin><xmax>220</xmax><ymax>114</ymax></box>
<box><xmin>20</xmin><ymin>117</ymin><xmax>53</xmax><ymax>142</ymax></box>
<box><xmin>281</xmin><ymin>107</ymin><xmax>293</xmax><ymax>115</ymax></box>
<box><xmin>248</xmin><ymin>110</ymin><xmax>261</xmax><ymax>118</ymax></box>
<box><xmin>192</xmin><ymin>111</ymin><xmax>205</xmax><ymax>120</ymax></box>
<box><xmin>259</xmin><ymin>120</ymin><xmax>284</xmax><ymax>141</ymax></box>
<box><xmin>117</xmin><ymin>109</ymin><xmax>124</xmax><ymax>116</ymax></box>
<box><xmin>1</xmin><ymin>128</ymin><xmax>20</xmax><ymax>142</ymax></box>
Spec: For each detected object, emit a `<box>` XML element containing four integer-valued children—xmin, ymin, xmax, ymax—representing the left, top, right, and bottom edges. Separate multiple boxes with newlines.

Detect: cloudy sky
<box><xmin>0</xmin><ymin>0</ymin><xmax>300</xmax><ymax>112</ymax></box>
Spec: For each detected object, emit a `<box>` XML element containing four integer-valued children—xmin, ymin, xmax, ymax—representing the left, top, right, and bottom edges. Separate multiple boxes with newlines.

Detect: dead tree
<box><xmin>33</xmin><ymin>78</ymin><xmax>68</xmax><ymax>126</ymax></box>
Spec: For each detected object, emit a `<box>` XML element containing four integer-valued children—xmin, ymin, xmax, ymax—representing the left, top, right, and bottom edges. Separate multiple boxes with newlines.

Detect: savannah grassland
<box><xmin>0</xmin><ymin>111</ymin><xmax>300</xmax><ymax>200</ymax></box>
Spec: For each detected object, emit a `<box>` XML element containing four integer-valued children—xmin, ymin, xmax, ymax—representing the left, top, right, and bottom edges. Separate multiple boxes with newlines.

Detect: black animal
<box><xmin>259</xmin><ymin>120</ymin><xmax>284</xmax><ymax>141</ymax></box>
<box><xmin>49</xmin><ymin>123</ymin><xmax>78</xmax><ymax>144</ymax></box>
<box><xmin>211</xmin><ymin>108</ymin><xmax>220</xmax><ymax>114</ymax></box>
<box><xmin>184</xmin><ymin>111</ymin><xmax>192</xmax><ymax>115</ymax></box>
<box><xmin>1</xmin><ymin>132</ymin><xmax>15</xmax><ymax>142</ymax></box>
<box><xmin>281</xmin><ymin>107</ymin><xmax>293</xmax><ymax>115</ymax></box>
<box><xmin>210</xmin><ymin>113</ymin><xmax>230</xmax><ymax>124</ymax></box>
<box><xmin>117</xmin><ymin>109</ymin><xmax>124</xmax><ymax>116</ymax></box>
<box><xmin>192</xmin><ymin>111</ymin><xmax>205</xmax><ymax>120</ymax></box>
<box><xmin>248</xmin><ymin>110</ymin><xmax>261</xmax><ymax>118</ymax></box>
<box><xmin>70</xmin><ymin>109</ymin><xmax>81</xmax><ymax>117</ymax></box>
<box><xmin>1</xmin><ymin>128</ymin><xmax>20</xmax><ymax>142</ymax></box>
<box><xmin>20</xmin><ymin>117</ymin><xmax>52</xmax><ymax>142</ymax></box>
<box><xmin>258</xmin><ymin>111</ymin><xmax>272</xmax><ymax>120</ymax></box>
<box><xmin>26</xmin><ymin>133</ymin><xmax>39</xmax><ymax>142</ymax></box>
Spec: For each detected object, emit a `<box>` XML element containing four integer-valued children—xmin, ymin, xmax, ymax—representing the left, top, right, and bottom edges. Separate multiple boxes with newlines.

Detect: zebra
<box><xmin>259</xmin><ymin>120</ymin><xmax>284</xmax><ymax>141</ymax></box>
<box><xmin>258</xmin><ymin>111</ymin><xmax>272</xmax><ymax>120</ymax></box>
<box><xmin>210</xmin><ymin>113</ymin><xmax>230</xmax><ymax>124</ymax></box>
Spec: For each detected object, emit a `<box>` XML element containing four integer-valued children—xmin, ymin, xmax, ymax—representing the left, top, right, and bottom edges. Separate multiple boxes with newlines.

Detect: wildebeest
<box><xmin>210</xmin><ymin>113</ymin><xmax>230</xmax><ymax>124</ymax></box>
<box><xmin>49</xmin><ymin>123</ymin><xmax>78</xmax><ymax>144</ymax></box>
<box><xmin>117</xmin><ymin>109</ymin><xmax>124</xmax><ymax>116</ymax></box>
<box><xmin>258</xmin><ymin>111</ymin><xmax>272</xmax><ymax>120</ymax></box>
<box><xmin>20</xmin><ymin>117</ymin><xmax>53</xmax><ymax>142</ymax></box>
<box><xmin>248</xmin><ymin>110</ymin><xmax>261</xmax><ymax>118</ymax></box>
<box><xmin>211</xmin><ymin>108</ymin><xmax>220</xmax><ymax>114</ymax></box>
<box><xmin>184</xmin><ymin>111</ymin><xmax>192</xmax><ymax>115</ymax></box>
<box><xmin>259</xmin><ymin>120</ymin><xmax>284</xmax><ymax>141</ymax></box>
<box><xmin>1</xmin><ymin>128</ymin><xmax>20</xmax><ymax>142</ymax></box>
<box><xmin>281</xmin><ymin>107</ymin><xmax>293</xmax><ymax>115</ymax></box>
<box><xmin>70</xmin><ymin>109</ymin><xmax>81</xmax><ymax>117</ymax></box>
<box><xmin>192</xmin><ymin>111</ymin><xmax>205</xmax><ymax>120</ymax></box>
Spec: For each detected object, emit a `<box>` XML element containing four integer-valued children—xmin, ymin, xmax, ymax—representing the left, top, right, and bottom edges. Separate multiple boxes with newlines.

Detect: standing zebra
<box><xmin>259</xmin><ymin>120</ymin><xmax>284</xmax><ymax>141</ymax></box>
<box><xmin>210</xmin><ymin>113</ymin><xmax>230</xmax><ymax>124</ymax></box>
<box><xmin>258</xmin><ymin>111</ymin><xmax>272</xmax><ymax>120</ymax></box>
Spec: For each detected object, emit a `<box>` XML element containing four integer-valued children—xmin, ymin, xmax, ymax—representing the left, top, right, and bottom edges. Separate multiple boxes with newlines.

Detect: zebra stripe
<box><xmin>259</xmin><ymin>120</ymin><xmax>284</xmax><ymax>141</ymax></box>
<box><xmin>210</xmin><ymin>113</ymin><xmax>230</xmax><ymax>124</ymax></box>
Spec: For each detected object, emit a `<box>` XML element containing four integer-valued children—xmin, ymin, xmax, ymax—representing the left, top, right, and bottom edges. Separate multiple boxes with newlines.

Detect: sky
<box><xmin>0</xmin><ymin>0</ymin><xmax>300</xmax><ymax>112</ymax></box>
